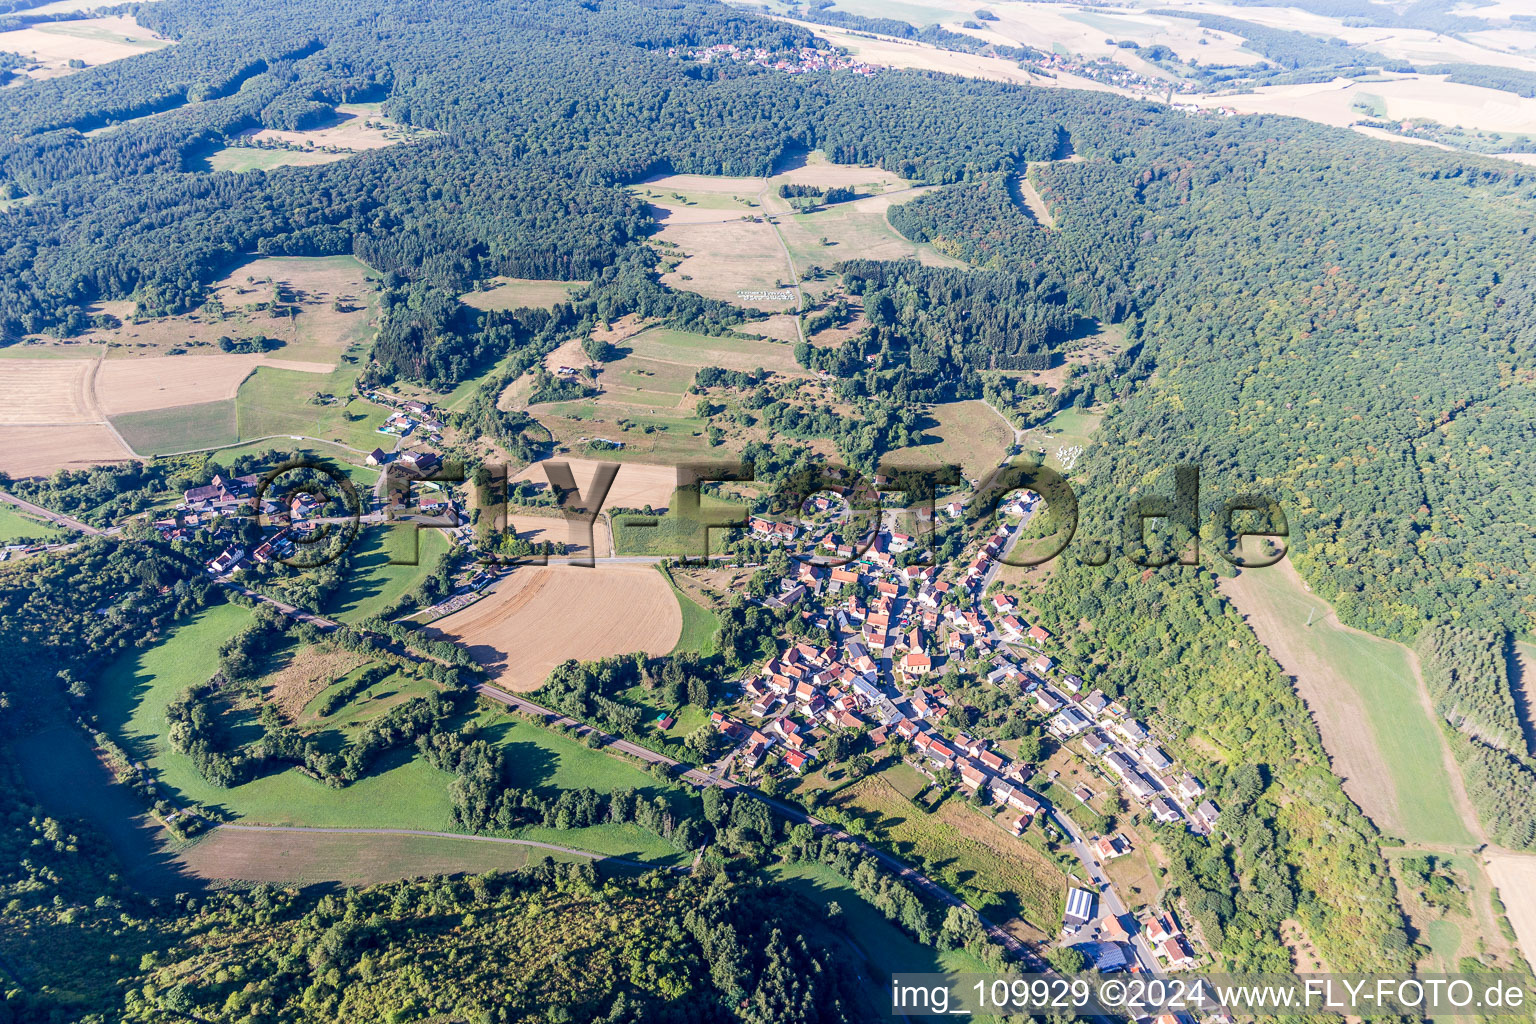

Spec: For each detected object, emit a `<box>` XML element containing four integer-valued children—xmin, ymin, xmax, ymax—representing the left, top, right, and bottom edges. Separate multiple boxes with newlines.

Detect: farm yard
<box><xmin>1218</xmin><ymin>560</ymin><xmax>1477</xmax><ymax>847</ymax></box>
<box><xmin>427</xmin><ymin>564</ymin><xmax>683</xmax><ymax>691</ymax></box>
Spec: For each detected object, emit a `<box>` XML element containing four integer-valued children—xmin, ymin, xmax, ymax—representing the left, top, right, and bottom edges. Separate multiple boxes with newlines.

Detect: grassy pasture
<box><xmin>624</xmin><ymin>326</ymin><xmax>803</xmax><ymax>373</ymax></box>
<box><xmin>93</xmin><ymin>604</ymin><xmax>686</xmax><ymax>862</ymax></box>
<box><xmin>325</xmin><ymin>524</ymin><xmax>452</xmax><ymax>624</ymax></box>
<box><xmin>235</xmin><ymin>363</ymin><xmax>388</xmax><ymax>449</ymax></box>
<box><xmin>203</xmin><ymin>148</ymin><xmax>348</xmax><ymax>173</ymax></box>
<box><xmin>1018</xmin><ymin>405</ymin><xmax>1102</xmax><ymax>474</ymax></box>
<box><xmin>827</xmin><ymin>769</ymin><xmax>1064</xmax><ymax>941</ymax></box>
<box><xmin>178</xmin><ymin>828</ymin><xmax>594</xmax><ymax>887</ymax></box>
<box><xmin>0</xmin><ymin>504</ymin><xmax>65</xmax><ymax>543</ymax></box>
<box><xmin>661</xmin><ymin>567</ymin><xmax>721</xmax><ymax>657</ymax></box>
<box><xmin>1219</xmin><ymin>561</ymin><xmax>1475</xmax><ymax>847</ymax></box>
<box><xmin>460</xmin><ymin>277</ymin><xmax>587</xmax><ymax>311</ymax></box>
<box><xmin>881</xmin><ymin>400</ymin><xmax>1015</xmax><ymax>485</ymax></box>
<box><xmin>111</xmin><ymin>399</ymin><xmax>238</xmax><ymax>455</ymax></box>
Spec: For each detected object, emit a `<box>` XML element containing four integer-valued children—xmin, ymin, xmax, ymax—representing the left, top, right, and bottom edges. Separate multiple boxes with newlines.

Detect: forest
<box><xmin>1</xmin><ymin>0</ymin><xmax>1535</xmax><ymax>1008</ymax></box>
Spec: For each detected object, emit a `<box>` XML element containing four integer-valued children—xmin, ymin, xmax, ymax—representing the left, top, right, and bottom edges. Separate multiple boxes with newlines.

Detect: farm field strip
<box><xmin>1219</xmin><ymin>560</ymin><xmax>1476</xmax><ymax>846</ymax></box>
<box><xmin>427</xmin><ymin>564</ymin><xmax>682</xmax><ymax>691</ymax></box>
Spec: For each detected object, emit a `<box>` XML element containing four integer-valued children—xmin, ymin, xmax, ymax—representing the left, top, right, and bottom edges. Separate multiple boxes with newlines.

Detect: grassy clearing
<box><xmin>179</xmin><ymin>828</ymin><xmax>593</xmax><ymax>887</ymax></box>
<box><xmin>768</xmin><ymin>861</ymin><xmax>991</xmax><ymax>975</ymax></box>
<box><xmin>325</xmin><ymin>524</ymin><xmax>451</xmax><ymax>624</ymax></box>
<box><xmin>660</xmin><ymin>566</ymin><xmax>721</xmax><ymax>657</ymax></box>
<box><xmin>1219</xmin><ymin>562</ymin><xmax>1474</xmax><ymax>847</ymax></box>
<box><xmin>94</xmin><ymin>605</ymin><xmax>682</xmax><ymax>861</ymax></box>
<box><xmin>204</xmin><ymin>148</ymin><xmax>348</xmax><ymax>173</ymax></box>
<box><xmin>624</xmin><ymin>326</ymin><xmax>802</xmax><ymax>374</ymax></box>
<box><xmin>882</xmin><ymin>400</ymin><xmax>1015</xmax><ymax>485</ymax></box>
<box><xmin>0</xmin><ymin>504</ymin><xmax>65</xmax><ymax>543</ymax></box>
<box><xmin>112</xmin><ymin>399</ymin><xmax>238</xmax><ymax>455</ymax></box>
<box><xmin>828</xmin><ymin>769</ymin><xmax>1064</xmax><ymax>940</ymax></box>
<box><xmin>1018</xmin><ymin>405</ymin><xmax>1101</xmax><ymax>474</ymax></box>
<box><xmin>460</xmin><ymin>277</ymin><xmax>585</xmax><ymax>311</ymax></box>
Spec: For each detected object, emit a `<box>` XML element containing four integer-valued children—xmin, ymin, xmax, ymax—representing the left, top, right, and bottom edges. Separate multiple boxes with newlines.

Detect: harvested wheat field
<box><xmin>0</xmin><ymin>424</ymin><xmax>133</xmax><ymax>477</ymax></box>
<box><xmin>511</xmin><ymin>458</ymin><xmax>678</xmax><ymax>511</ymax></box>
<box><xmin>94</xmin><ymin>354</ymin><xmax>264</xmax><ymax>416</ymax></box>
<box><xmin>94</xmin><ymin>354</ymin><xmax>329</xmax><ymax>416</ymax></box>
<box><xmin>653</xmin><ymin>217</ymin><xmax>797</xmax><ymax>310</ymax></box>
<box><xmin>429</xmin><ymin>564</ymin><xmax>681</xmax><ymax>690</ymax></box>
<box><xmin>499</xmin><ymin>513</ymin><xmax>609</xmax><ymax>558</ymax></box>
<box><xmin>0</xmin><ymin>16</ymin><xmax>169</xmax><ymax>72</ymax></box>
<box><xmin>1485</xmin><ymin>852</ymin><xmax>1536</xmax><ymax>973</ymax></box>
<box><xmin>0</xmin><ymin>359</ymin><xmax>96</xmax><ymax>424</ymax></box>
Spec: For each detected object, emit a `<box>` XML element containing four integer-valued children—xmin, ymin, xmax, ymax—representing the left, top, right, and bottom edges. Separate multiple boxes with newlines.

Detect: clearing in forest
<box><xmin>201</xmin><ymin>103</ymin><xmax>439</xmax><ymax>171</ymax></box>
<box><xmin>881</xmin><ymin>400</ymin><xmax>1016</xmax><ymax>486</ymax></box>
<box><xmin>426</xmin><ymin>564</ymin><xmax>682</xmax><ymax>691</ymax></box>
<box><xmin>461</xmin><ymin>277</ymin><xmax>587</xmax><ymax>312</ymax></box>
<box><xmin>1218</xmin><ymin>560</ymin><xmax>1476</xmax><ymax>847</ymax></box>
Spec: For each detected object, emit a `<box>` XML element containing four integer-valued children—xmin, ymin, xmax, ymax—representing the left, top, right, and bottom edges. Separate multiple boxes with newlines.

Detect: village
<box><xmin>134</xmin><ymin>388</ymin><xmax>1223</xmax><ymax>983</ymax></box>
<box><xmin>715</xmin><ymin>483</ymin><xmax>1223</xmax><ymax>979</ymax></box>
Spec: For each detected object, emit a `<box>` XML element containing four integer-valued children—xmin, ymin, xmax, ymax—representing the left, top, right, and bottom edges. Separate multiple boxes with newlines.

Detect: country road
<box><xmin>212</xmin><ymin>823</ymin><xmax>669</xmax><ymax>871</ymax></box>
<box><xmin>0</xmin><ymin>490</ymin><xmax>105</xmax><ymax>535</ymax></box>
<box><xmin>201</xmin><ymin>576</ymin><xmax>1050</xmax><ymax>970</ymax></box>
<box><xmin>475</xmin><ymin>681</ymin><xmax>1042</xmax><ymax>966</ymax></box>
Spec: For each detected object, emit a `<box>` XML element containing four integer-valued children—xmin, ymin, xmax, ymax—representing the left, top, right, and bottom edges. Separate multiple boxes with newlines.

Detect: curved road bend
<box><xmin>212</xmin><ymin>824</ymin><xmax>670</xmax><ymax>871</ymax></box>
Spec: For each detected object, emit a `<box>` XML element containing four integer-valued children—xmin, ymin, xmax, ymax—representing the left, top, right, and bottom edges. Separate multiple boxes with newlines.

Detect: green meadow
<box><xmin>93</xmin><ymin>603</ymin><xmax>686</xmax><ymax>864</ymax></box>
